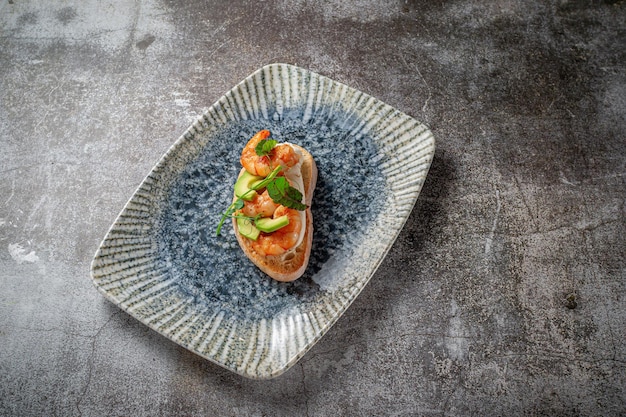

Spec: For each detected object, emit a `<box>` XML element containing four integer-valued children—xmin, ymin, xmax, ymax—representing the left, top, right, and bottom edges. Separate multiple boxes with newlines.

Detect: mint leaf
<box><xmin>266</xmin><ymin>177</ymin><xmax>307</xmax><ymax>211</ymax></box>
<box><xmin>255</xmin><ymin>139</ymin><xmax>277</xmax><ymax>156</ymax></box>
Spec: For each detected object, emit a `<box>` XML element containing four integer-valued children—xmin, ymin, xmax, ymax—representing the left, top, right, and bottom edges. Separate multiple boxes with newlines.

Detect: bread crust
<box><xmin>233</xmin><ymin>144</ymin><xmax>317</xmax><ymax>281</ymax></box>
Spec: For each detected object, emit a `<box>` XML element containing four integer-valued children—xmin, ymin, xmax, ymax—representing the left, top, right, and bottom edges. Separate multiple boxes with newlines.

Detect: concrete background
<box><xmin>1</xmin><ymin>0</ymin><xmax>624</xmax><ymax>415</ymax></box>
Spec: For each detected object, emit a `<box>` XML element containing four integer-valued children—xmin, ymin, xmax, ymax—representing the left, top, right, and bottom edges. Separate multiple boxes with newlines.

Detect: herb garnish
<box><xmin>215</xmin><ymin>166</ymin><xmax>280</xmax><ymax>236</ymax></box>
<box><xmin>254</xmin><ymin>139</ymin><xmax>278</xmax><ymax>156</ymax></box>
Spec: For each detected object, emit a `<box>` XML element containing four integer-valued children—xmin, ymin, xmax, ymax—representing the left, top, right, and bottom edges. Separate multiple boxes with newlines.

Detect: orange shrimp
<box><xmin>240</xmin><ymin>190</ymin><xmax>278</xmax><ymax>218</ymax></box>
<box><xmin>240</xmin><ymin>130</ymin><xmax>299</xmax><ymax>177</ymax></box>
<box><xmin>251</xmin><ymin>205</ymin><xmax>302</xmax><ymax>256</ymax></box>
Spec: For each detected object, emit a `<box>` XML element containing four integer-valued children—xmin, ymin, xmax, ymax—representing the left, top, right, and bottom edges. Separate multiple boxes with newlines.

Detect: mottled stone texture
<box><xmin>1</xmin><ymin>0</ymin><xmax>624</xmax><ymax>416</ymax></box>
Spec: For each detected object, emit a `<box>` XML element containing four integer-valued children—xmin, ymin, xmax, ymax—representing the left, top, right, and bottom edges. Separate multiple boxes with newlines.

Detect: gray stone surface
<box><xmin>1</xmin><ymin>0</ymin><xmax>624</xmax><ymax>415</ymax></box>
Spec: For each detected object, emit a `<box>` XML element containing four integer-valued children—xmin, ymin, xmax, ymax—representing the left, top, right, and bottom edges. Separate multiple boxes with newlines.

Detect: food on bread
<box><xmin>216</xmin><ymin>129</ymin><xmax>317</xmax><ymax>282</ymax></box>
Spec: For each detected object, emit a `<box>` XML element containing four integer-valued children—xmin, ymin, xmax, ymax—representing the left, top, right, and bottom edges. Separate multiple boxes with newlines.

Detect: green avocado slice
<box><xmin>255</xmin><ymin>215</ymin><xmax>289</xmax><ymax>233</ymax></box>
<box><xmin>236</xmin><ymin>217</ymin><xmax>260</xmax><ymax>240</ymax></box>
<box><xmin>234</xmin><ymin>171</ymin><xmax>264</xmax><ymax>201</ymax></box>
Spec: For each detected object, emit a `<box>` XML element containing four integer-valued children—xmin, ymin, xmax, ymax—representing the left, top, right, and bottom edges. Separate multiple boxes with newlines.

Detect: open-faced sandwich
<box><xmin>216</xmin><ymin>130</ymin><xmax>317</xmax><ymax>282</ymax></box>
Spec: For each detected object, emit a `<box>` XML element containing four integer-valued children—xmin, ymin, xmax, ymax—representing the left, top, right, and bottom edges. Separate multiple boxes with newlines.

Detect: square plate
<box><xmin>91</xmin><ymin>63</ymin><xmax>435</xmax><ymax>379</ymax></box>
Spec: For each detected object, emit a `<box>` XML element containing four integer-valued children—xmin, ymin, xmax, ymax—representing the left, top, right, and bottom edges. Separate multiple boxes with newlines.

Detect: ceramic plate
<box><xmin>91</xmin><ymin>63</ymin><xmax>435</xmax><ymax>379</ymax></box>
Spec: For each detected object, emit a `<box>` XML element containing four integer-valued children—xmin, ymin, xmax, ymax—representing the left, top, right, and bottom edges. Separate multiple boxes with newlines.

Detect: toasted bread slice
<box><xmin>233</xmin><ymin>144</ymin><xmax>317</xmax><ymax>282</ymax></box>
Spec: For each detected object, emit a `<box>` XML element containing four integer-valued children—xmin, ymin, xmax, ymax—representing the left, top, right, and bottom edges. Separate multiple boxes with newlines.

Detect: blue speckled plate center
<box><xmin>158</xmin><ymin>116</ymin><xmax>386</xmax><ymax>319</ymax></box>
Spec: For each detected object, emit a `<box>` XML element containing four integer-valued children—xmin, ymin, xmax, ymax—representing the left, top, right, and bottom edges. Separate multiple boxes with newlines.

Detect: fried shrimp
<box><xmin>251</xmin><ymin>205</ymin><xmax>302</xmax><ymax>256</ymax></box>
<box><xmin>240</xmin><ymin>190</ymin><xmax>278</xmax><ymax>218</ymax></box>
<box><xmin>240</xmin><ymin>129</ymin><xmax>299</xmax><ymax>177</ymax></box>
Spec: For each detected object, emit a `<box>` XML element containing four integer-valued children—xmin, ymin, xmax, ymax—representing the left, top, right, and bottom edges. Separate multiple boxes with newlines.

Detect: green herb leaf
<box><xmin>255</xmin><ymin>139</ymin><xmax>277</xmax><ymax>156</ymax></box>
<box><xmin>266</xmin><ymin>177</ymin><xmax>308</xmax><ymax>211</ymax></box>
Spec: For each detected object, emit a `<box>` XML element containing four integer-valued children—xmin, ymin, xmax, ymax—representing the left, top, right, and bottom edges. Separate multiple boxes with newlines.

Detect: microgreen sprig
<box><xmin>215</xmin><ymin>165</ymin><xmax>283</xmax><ymax>236</ymax></box>
<box><xmin>215</xmin><ymin>199</ymin><xmax>244</xmax><ymax>236</ymax></box>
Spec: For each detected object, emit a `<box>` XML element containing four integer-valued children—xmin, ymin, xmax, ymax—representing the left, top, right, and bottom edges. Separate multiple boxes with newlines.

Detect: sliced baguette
<box><xmin>232</xmin><ymin>144</ymin><xmax>317</xmax><ymax>282</ymax></box>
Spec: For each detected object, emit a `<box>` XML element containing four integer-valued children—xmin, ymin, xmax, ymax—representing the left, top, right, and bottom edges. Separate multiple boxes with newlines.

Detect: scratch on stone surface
<box><xmin>546</xmin><ymin>93</ymin><xmax>563</xmax><ymax>112</ymax></box>
<box><xmin>574</xmin><ymin>217</ymin><xmax>621</xmax><ymax>232</ymax></box>
<box><xmin>76</xmin><ymin>310</ymin><xmax>121</xmax><ymax>416</ymax></box>
<box><xmin>591</xmin><ymin>171</ymin><xmax>626</xmax><ymax>181</ymax></box>
<box><xmin>559</xmin><ymin>170</ymin><xmax>578</xmax><ymax>186</ymax></box>
<box><xmin>300</xmin><ymin>362</ymin><xmax>310</xmax><ymax>417</ymax></box>
<box><xmin>442</xmin><ymin>382</ymin><xmax>461</xmax><ymax>415</ymax></box>
<box><xmin>469</xmin><ymin>217</ymin><xmax>621</xmax><ymax>240</ymax></box>
<box><xmin>301</xmin><ymin>330</ymin><xmax>473</xmax><ymax>366</ymax></box>
<box><xmin>3</xmin><ymin>324</ymin><xmax>105</xmax><ymax>339</ymax></box>
<box><xmin>122</xmin><ymin>0</ymin><xmax>143</xmax><ymax>53</ymax></box>
<box><xmin>484</xmin><ymin>187</ymin><xmax>501</xmax><ymax>254</ymax></box>
<box><xmin>604</xmin><ymin>307</ymin><xmax>618</xmax><ymax>362</ymax></box>
<box><xmin>205</xmin><ymin>39</ymin><xmax>232</xmax><ymax>60</ymax></box>
<box><xmin>207</xmin><ymin>17</ymin><xmax>237</xmax><ymax>36</ymax></box>
<box><xmin>33</xmin><ymin>78</ymin><xmax>67</xmax><ymax>132</ymax></box>
<box><xmin>0</xmin><ymin>32</ymin><xmax>127</xmax><ymax>42</ymax></box>
<box><xmin>445</xmin><ymin>300</ymin><xmax>470</xmax><ymax>360</ymax></box>
<box><xmin>490</xmin><ymin>350</ymin><xmax>626</xmax><ymax>366</ymax></box>
<box><xmin>513</xmin><ymin>173</ymin><xmax>538</xmax><ymax>230</ymax></box>
<box><xmin>398</xmin><ymin>53</ymin><xmax>432</xmax><ymax>112</ymax></box>
<box><xmin>23</xmin><ymin>194</ymin><xmax>47</xmax><ymax>233</ymax></box>
<box><xmin>415</xmin><ymin>65</ymin><xmax>432</xmax><ymax>113</ymax></box>
<box><xmin>3</xmin><ymin>178</ymin><xmax>16</xmax><ymax>205</ymax></box>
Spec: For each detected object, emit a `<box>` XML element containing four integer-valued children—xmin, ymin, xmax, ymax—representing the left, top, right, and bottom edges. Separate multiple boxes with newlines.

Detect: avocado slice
<box><xmin>255</xmin><ymin>215</ymin><xmax>289</xmax><ymax>233</ymax></box>
<box><xmin>237</xmin><ymin>217</ymin><xmax>260</xmax><ymax>240</ymax></box>
<box><xmin>234</xmin><ymin>171</ymin><xmax>264</xmax><ymax>201</ymax></box>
